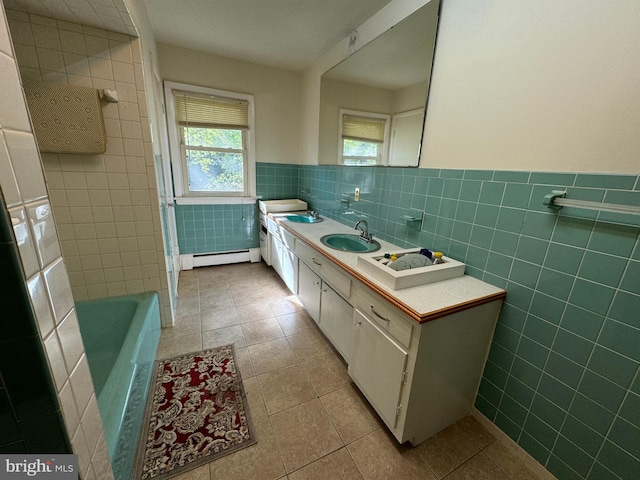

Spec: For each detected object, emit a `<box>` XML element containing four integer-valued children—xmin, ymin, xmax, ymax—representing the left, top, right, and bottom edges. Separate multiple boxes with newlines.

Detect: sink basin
<box><xmin>320</xmin><ymin>234</ymin><xmax>381</xmax><ymax>253</ymax></box>
<box><xmin>286</xmin><ymin>214</ymin><xmax>323</xmax><ymax>223</ymax></box>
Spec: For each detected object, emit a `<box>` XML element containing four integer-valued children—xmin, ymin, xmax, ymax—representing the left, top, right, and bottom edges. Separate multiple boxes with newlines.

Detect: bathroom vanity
<box><xmin>266</xmin><ymin>214</ymin><xmax>505</xmax><ymax>447</ymax></box>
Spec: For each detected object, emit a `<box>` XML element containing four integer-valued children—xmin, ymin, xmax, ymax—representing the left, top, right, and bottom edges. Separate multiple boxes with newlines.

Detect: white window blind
<box><xmin>174</xmin><ymin>92</ymin><xmax>249</xmax><ymax>130</ymax></box>
<box><xmin>342</xmin><ymin>114</ymin><xmax>386</xmax><ymax>143</ymax></box>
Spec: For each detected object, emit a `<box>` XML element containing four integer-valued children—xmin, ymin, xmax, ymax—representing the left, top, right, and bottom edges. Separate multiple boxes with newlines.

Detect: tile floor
<box><xmin>157</xmin><ymin>262</ymin><xmax>542</xmax><ymax>480</ymax></box>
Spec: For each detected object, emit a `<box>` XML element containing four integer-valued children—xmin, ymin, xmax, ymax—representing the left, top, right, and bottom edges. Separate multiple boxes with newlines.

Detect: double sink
<box><xmin>281</xmin><ymin>213</ymin><xmax>465</xmax><ymax>290</ymax></box>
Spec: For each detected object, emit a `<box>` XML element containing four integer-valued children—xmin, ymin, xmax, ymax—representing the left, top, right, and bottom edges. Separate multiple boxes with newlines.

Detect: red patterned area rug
<box><xmin>134</xmin><ymin>345</ymin><xmax>256</xmax><ymax>480</ymax></box>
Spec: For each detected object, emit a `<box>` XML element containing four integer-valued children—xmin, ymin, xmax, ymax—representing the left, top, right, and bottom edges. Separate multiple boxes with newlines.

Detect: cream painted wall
<box><xmin>157</xmin><ymin>43</ymin><xmax>301</xmax><ymax>165</ymax></box>
<box><xmin>421</xmin><ymin>0</ymin><xmax>640</xmax><ymax>173</ymax></box>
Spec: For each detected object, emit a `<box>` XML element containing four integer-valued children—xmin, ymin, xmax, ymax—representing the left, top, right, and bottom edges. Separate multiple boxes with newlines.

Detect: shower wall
<box><xmin>0</xmin><ymin>6</ymin><xmax>112</xmax><ymax>478</ymax></box>
<box><xmin>7</xmin><ymin>9</ymin><xmax>171</xmax><ymax>325</ymax></box>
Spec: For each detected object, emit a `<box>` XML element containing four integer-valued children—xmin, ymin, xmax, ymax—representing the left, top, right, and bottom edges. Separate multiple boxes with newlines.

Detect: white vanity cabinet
<box><xmin>350</xmin><ymin>308</ymin><xmax>408</xmax><ymax>427</ymax></box>
<box><xmin>297</xmin><ymin>261</ymin><xmax>321</xmax><ymax>322</ymax></box>
<box><xmin>297</xmin><ymin>257</ymin><xmax>354</xmax><ymax>361</ymax></box>
<box><xmin>268</xmin><ymin>217</ymin><xmax>297</xmax><ymax>294</ymax></box>
<box><xmin>320</xmin><ymin>283</ymin><xmax>353</xmax><ymax>361</ymax></box>
<box><xmin>267</xmin><ymin>217</ymin><xmax>504</xmax><ymax>447</ymax></box>
<box><xmin>353</xmin><ymin>283</ymin><xmax>502</xmax><ymax>446</ymax></box>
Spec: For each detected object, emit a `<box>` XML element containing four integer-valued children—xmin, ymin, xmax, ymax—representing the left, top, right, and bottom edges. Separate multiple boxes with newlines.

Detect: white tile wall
<box><xmin>7</xmin><ymin>9</ymin><xmax>172</xmax><ymax>326</ymax></box>
<box><xmin>0</xmin><ymin>6</ymin><xmax>113</xmax><ymax>479</ymax></box>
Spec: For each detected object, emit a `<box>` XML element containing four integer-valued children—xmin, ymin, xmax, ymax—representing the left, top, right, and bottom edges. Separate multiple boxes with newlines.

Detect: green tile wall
<box><xmin>175</xmin><ymin>162</ymin><xmax>299</xmax><ymax>255</ymax></box>
<box><xmin>298</xmin><ymin>165</ymin><xmax>640</xmax><ymax>480</ymax></box>
<box><xmin>0</xmin><ymin>197</ymin><xmax>70</xmax><ymax>454</ymax></box>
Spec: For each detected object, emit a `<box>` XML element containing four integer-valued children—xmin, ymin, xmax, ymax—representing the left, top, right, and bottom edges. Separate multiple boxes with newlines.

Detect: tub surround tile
<box><xmin>44</xmin><ymin>258</ymin><xmax>75</xmax><ymax>322</ymax></box>
<box><xmin>0</xmin><ymin>133</ymin><xmax>22</xmax><ymax>208</ymax></box>
<box><xmin>69</xmin><ymin>354</ymin><xmax>96</xmax><ymax>417</ymax></box>
<box><xmin>9</xmin><ymin>206</ymin><xmax>39</xmax><ymax>278</ymax></box>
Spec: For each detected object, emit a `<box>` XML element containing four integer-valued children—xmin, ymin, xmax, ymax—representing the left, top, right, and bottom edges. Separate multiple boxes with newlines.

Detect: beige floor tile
<box><xmin>321</xmin><ymin>384</ymin><xmax>381</xmax><ymax>444</ymax></box>
<box><xmin>442</xmin><ymin>452</ymin><xmax>510</xmax><ymax>480</ymax></box>
<box><xmin>199</xmin><ymin>293</ymin><xmax>234</xmax><ymax>310</ymax></box>
<box><xmin>236</xmin><ymin>300</ymin><xmax>276</xmax><ymax>323</ymax></box>
<box><xmin>456</xmin><ymin>415</ymin><xmax>495</xmax><ymax>449</ymax></box>
<box><xmin>415</xmin><ymin>423</ymin><xmax>480</xmax><ymax>478</ymax></box>
<box><xmin>261</xmin><ymin>282</ymin><xmax>294</xmax><ymax>298</ymax></box>
<box><xmin>165</xmin><ymin>264</ymin><xmax>539</xmax><ymax>480</ymax></box>
<box><xmin>200</xmin><ymin>306</ymin><xmax>239</xmax><ymax>331</ymax></box>
<box><xmin>197</xmin><ymin>277</ymin><xmax>229</xmax><ymax>289</ymax></box>
<box><xmin>208</xmin><ymin>414</ymin><xmax>286</xmax><ymax>480</ymax></box>
<box><xmin>482</xmin><ymin>441</ymin><xmax>541</xmax><ymax>480</ymax></box>
<box><xmin>174</xmin><ymin>312</ymin><xmax>201</xmax><ymax>327</ymax></box>
<box><xmin>268</xmin><ymin>296</ymin><xmax>305</xmax><ymax>316</ymax></box>
<box><xmin>347</xmin><ymin>428</ymin><xmax>436</xmax><ymax>480</ymax></box>
<box><xmin>170</xmin><ymin>464</ymin><xmax>210</xmax><ymax>480</ymax></box>
<box><xmin>242</xmin><ymin>317</ymin><xmax>286</xmax><ymax>345</ymax></box>
<box><xmin>258</xmin><ymin>364</ymin><xmax>318</xmax><ymax>415</ymax></box>
<box><xmin>277</xmin><ymin>311</ymin><xmax>317</xmax><ymax>336</ymax></box>
<box><xmin>288</xmin><ymin>447</ymin><xmax>364</xmax><ymax>480</ymax></box>
<box><xmin>176</xmin><ymin>296</ymin><xmax>200</xmax><ymax>315</ymax></box>
<box><xmin>248</xmin><ymin>337</ymin><xmax>299</xmax><ymax>375</ymax></box>
<box><xmin>287</xmin><ymin>329</ymin><xmax>333</xmax><ymax>360</ymax></box>
<box><xmin>177</xmin><ymin>270</ymin><xmax>198</xmax><ymax>285</ymax></box>
<box><xmin>156</xmin><ymin>332</ymin><xmax>202</xmax><ymax>360</ymax></box>
<box><xmin>234</xmin><ymin>345</ymin><xmax>255</xmax><ymax>379</ymax></box>
<box><xmin>202</xmin><ymin>325</ymin><xmax>246</xmax><ymax>349</ymax></box>
<box><xmin>270</xmin><ymin>398</ymin><xmax>344</xmax><ymax>474</ymax></box>
<box><xmin>159</xmin><ymin>321</ymin><xmax>200</xmax><ymax>341</ymax></box>
<box><xmin>243</xmin><ymin>376</ymin><xmax>268</xmax><ymax>420</ymax></box>
<box><xmin>300</xmin><ymin>351</ymin><xmax>351</xmax><ymax>396</ymax></box>
<box><xmin>176</xmin><ymin>283</ymin><xmax>199</xmax><ymax>298</ymax></box>
<box><xmin>232</xmin><ymin>289</ymin><xmax>265</xmax><ymax>306</ymax></box>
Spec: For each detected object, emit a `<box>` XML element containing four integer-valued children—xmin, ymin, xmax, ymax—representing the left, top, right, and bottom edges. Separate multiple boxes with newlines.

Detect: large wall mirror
<box><xmin>319</xmin><ymin>0</ymin><xmax>440</xmax><ymax>167</ymax></box>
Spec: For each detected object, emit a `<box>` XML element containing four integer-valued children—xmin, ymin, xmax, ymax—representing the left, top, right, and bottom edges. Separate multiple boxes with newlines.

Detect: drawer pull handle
<box><xmin>370</xmin><ymin>305</ymin><xmax>390</xmax><ymax>322</ymax></box>
<box><xmin>312</xmin><ymin>258</ymin><xmax>322</xmax><ymax>266</ymax></box>
<box><xmin>354</xmin><ymin>321</ymin><xmax>362</xmax><ymax>326</ymax></box>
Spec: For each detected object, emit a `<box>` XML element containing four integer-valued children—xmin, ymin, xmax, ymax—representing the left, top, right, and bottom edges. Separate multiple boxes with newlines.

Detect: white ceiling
<box><xmin>142</xmin><ymin>0</ymin><xmax>393</xmax><ymax>71</ymax></box>
<box><xmin>5</xmin><ymin>0</ymin><xmax>396</xmax><ymax>71</ymax></box>
<box><xmin>3</xmin><ymin>0</ymin><xmax>137</xmax><ymax>36</ymax></box>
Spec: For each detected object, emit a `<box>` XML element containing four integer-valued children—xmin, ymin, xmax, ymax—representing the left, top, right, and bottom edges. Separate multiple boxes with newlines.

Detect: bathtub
<box><xmin>76</xmin><ymin>292</ymin><xmax>161</xmax><ymax>480</ymax></box>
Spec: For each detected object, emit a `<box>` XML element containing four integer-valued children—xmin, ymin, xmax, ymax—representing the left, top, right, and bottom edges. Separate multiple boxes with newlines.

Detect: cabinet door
<box><xmin>281</xmin><ymin>247</ymin><xmax>298</xmax><ymax>294</ymax></box>
<box><xmin>321</xmin><ymin>286</ymin><xmax>353</xmax><ymax>362</ymax></box>
<box><xmin>271</xmin><ymin>235</ymin><xmax>283</xmax><ymax>277</ymax></box>
<box><xmin>349</xmin><ymin>309</ymin><xmax>408</xmax><ymax>429</ymax></box>
<box><xmin>297</xmin><ymin>261</ymin><xmax>321</xmax><ymax>323</ymax></box>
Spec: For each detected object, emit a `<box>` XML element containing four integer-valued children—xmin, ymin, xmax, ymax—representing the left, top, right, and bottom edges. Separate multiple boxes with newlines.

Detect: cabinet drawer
<box><xmin>357</xmin><ymin>288</ymin><xmax>413</xmax><ymax>349</ymax></box>
<box><xmin>295</xmin><ymin>240</ymin><xmax>350</xmax><ymax>299</ymax></box>
<box><xmin>294</xmin><ymin>240</ymin><xmax>318</xmax><ymax>269</ymax></box>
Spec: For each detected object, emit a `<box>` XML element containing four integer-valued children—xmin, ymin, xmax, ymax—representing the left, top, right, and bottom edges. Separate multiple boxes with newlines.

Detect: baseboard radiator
<box><xmin>180</xmin><ymin>248</ymin><xmax>261</xmax><ymax>270</ymax></box>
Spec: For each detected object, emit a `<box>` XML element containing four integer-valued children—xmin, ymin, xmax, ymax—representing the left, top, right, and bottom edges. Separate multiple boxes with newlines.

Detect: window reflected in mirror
<box><xmin>319</xmin><ymin>0</ymin><xmax>440</xmax><ymax>167</ymax></box>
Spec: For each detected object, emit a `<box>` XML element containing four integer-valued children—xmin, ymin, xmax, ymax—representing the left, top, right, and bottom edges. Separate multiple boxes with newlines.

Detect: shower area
<box><xmin>1</xmin><ymin>4</ymin><xmax>177</xmax><ymax>479</ymax></box>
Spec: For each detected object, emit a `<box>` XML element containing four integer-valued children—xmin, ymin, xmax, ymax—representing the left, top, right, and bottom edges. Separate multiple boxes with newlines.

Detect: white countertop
<box><xmin>273</xmin><ymin>214</ymin><xmax>506</xmax><ymax>323</ymax></box>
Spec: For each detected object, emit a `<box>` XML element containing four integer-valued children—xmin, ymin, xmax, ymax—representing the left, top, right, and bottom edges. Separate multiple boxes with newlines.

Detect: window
<box><xmin>340</xmin><ymin>110</ymin><xmax>390</xmax><ymax>166</ymax></box>
<box><xmin>165</xmin><ymin>82</ymin><xmax>255</xmax><ymax>202</ymax></box>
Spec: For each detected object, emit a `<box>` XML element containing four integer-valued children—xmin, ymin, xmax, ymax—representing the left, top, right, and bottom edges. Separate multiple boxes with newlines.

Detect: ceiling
<box><xmin>142</xmin><ymin>0</ymin><xmax>393</xmax><ymax>71</ymax></box>
<box><xmin>4</xmin><ymin>0</ymin><xmax>394</xmax><ymax>72</ymax></box>
<box><xmin>4</xmin><ymin>0</ymin><xmax>137</xmax><ymax>36</ymax></box>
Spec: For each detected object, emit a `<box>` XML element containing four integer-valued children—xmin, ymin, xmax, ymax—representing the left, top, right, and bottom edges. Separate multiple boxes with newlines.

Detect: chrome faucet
<box><xmin>354</xmin><ymin>220</ymin><xmax>373</xmax><ymax>242</ymax></box>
